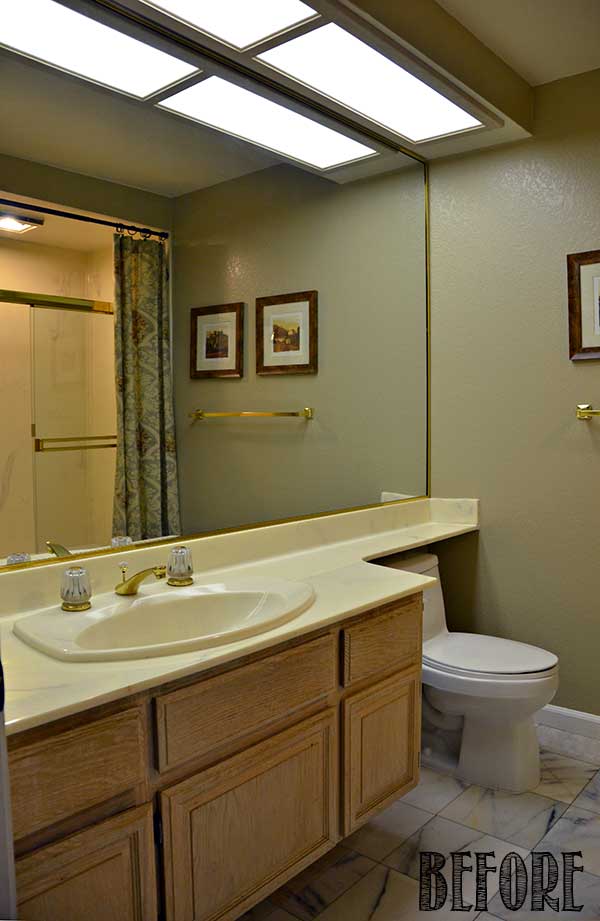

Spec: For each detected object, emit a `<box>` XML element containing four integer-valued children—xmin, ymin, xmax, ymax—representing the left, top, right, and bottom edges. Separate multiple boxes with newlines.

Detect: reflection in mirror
<box><xmin>0</xmin><ymin>158</ymin><xmax>426</xmax><ymax>567</ymax></box>
<box><xmin>173</xmin><ymin>161</ymin><xmax>428</xmax><ymax>532</ymax></box>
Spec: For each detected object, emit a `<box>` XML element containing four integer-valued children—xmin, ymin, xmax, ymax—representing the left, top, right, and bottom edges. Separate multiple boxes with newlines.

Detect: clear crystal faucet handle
<box><xmin>61</xmin><ymin>566</ymin><xmax>92</xmax><ymax>612</ymax></box>
<box><xmin>167</xmin><ymin>546</ymin><xmax>194</xmax><ymax>587</ymax></box>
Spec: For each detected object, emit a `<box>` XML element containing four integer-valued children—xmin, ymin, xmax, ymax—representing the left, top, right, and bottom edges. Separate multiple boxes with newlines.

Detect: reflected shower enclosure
<box><xmin>0</xmin><ymin>296</ymin><xmax>116</xmax><ymax>560</ymax></box>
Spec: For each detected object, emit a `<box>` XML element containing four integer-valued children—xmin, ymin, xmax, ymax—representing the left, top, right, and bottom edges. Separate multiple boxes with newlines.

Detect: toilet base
<box><xmin>457</xmin><ymin>714</ymin><xmax>541</xmax><ymax>792</ymax></box>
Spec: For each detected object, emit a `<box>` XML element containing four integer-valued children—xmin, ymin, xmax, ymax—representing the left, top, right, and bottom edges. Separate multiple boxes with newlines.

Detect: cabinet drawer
<box><xmin>343</xmin><ymin>668</ymin><xmax>420</xmax><ymax>834</ymax></box>
<box><xmin>155</xmin><ymin>634</ymin><xmax>337</xmax><ymax>773</ymax></box>
<box><xmin>17</xmin><ymin>804</ymin><xmax>157</xmax><ymax>921</ymax></box>
<box><xmin>161</xmin><ymin>709</ymin><xmax>338</xmax><ymax>921</ymax></box>
<box><xmin>9</xmin><ymin>708</ymin><xmax>147</xmax><ymax>841</ymax></box>
<box><xmin>342</xmin><ymin>595</ymin><xmax>422</xmax><ymax>687</ymax></box>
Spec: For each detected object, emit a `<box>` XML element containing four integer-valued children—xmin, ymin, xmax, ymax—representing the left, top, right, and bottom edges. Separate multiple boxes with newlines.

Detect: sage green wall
<box><xmin>0</xmin><ymin>153</ymin><xmax>172</xmax><ymax>230</ymax></box>
<box><xmin>431</xmin><ymin>68</ymin><xmax>600</xmax><ymax>713</ymax></box>
<box><xmin>172</xmin><ymin>164</ymin><xmax>427</xmax><ymax>534</ymax></box>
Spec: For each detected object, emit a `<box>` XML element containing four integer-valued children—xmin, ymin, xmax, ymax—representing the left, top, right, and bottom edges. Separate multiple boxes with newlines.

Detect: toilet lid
<box><xmin>423</xmin><ymin>632</ymin><xmax>558</xmax><ymax>675</ymax></box>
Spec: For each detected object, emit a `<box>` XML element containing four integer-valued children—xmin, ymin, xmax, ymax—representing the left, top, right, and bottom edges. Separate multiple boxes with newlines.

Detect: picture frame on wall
<box><xmin>190</xmin><ymin>303</ymin><xmax>244</xmax><ymax>378</ymax></box>
<box><xmin>256</xmin><ymin>290</ymin><xmax>318</xmax><ymax>375</ymax></box>
<box><xmin>567</xmin><ymin>250</ymin><xmax>600</xmax><ymax>360</ymax></box>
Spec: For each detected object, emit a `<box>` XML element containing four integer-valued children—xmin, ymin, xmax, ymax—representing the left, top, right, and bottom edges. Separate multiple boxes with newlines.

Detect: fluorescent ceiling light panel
<box><xmin>0</xmin><ymin>0</ymin><xmax>198</xmax><ymax>97</ymax></box>
<box><xmin>0</xmin><ymin>214</ymin><xmax>44</xmax><ymax>234</ymax></box>
<box><xmin>138</xmin><ymin>0</ymin><xmax>317</xmax><ymax>50</ymax></box>
<box><xmin>258</xmin><ymin>23</ymin><xmax>482</xmax><ymax>142</ymax></box>
<box><xmin>158</xmin><ymin>76</ymin><xmax>376</xmax><ymax>170</ymax></box>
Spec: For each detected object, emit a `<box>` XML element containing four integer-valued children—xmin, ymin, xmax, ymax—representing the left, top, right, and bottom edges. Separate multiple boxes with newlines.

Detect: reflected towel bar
<box><xmin>576</xmin><ymin>404</ymin><xmax>600</xmax><ymax>420</ymax></box>
<box><xmin>190</xmin><ymin>408</ymin><xmax>314</xmax><ymax>422</ymax></box>
<box><xmin>34</xmin><ymin>436</ymin><xmax>117</xmax><ymax>452</ymax></box>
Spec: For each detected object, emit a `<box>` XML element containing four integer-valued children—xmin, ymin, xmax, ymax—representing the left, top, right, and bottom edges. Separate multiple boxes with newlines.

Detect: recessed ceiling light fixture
<box><xmin>158</xmin><ymin>76</ymin><xmax>376</xmax><ymax>170</ymax></box>
<box><xmin>0</xmin><ymin>0</ymin><xmax>198</xmax><ymax>97</ymax></box>
<box><xmin>0</xmin><ymin>213</ymin><xmax>44</xmax><ymax>234</ymax></box>
<box><xmin>137</xmin><ymin>0</ymin><xmax>318</xmax><ymax>50</ymax></box>
<box><xmin>258</xmin><ymin>23</ymin><xmax>482</xmax><ymax>143</ymax></box>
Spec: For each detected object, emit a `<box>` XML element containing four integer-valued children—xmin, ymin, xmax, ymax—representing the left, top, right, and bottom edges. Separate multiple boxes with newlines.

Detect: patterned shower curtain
<box><xmin>112</xmin><ymin>235</ymin><xmax>181</xmax><ymax>541</ymax></box>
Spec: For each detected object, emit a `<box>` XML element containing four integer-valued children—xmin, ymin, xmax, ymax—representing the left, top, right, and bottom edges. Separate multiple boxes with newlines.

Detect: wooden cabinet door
<box><xmin>343</xmin><ymin>668</ymin><xmax>420</xmax><ymax>834</ymax></box>
<box><xmin>161</xmin><ymin>709</ymin><xmax>337</xmax><ymax>921</ymax></box>
<box><xmin>16</xmin><ymin>805</ymin><xmax>157</xmax><ymax>921</ymax></box>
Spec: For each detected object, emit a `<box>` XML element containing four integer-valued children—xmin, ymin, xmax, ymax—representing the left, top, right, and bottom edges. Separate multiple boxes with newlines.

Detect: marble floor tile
<box><xmin>475</xmin><ymin>915</ymin><xmax>504</xmax><ymax>920</ymax></box>
<box><xmin>534</xmin><ymin>805</ymin><xmax>600</xmax><ymax>878</ymax></box>
<box><xmin>532</xmin><ymin>750</ymin><xmax>598</xmax><ymax>803</ymax></box>
<box><xmin>270</xmin><ymin>845</ymin><xmax>376</xmax><ymax>920</ymax></box>
<box><xmin>386</xmin><ymin>814</ymin><xmax>531</xmax><ymax>873</ymax></box>
<box><xmin>440</xmin><ymin>786</ymin><xmax>567</xmax><ymax>848</ymax></box>
<box><xmin>344</xmin><ymin>800</ymin><xmax>433</xmax><ymax>860</ymax></box>
<box><xmin>275</xmin><ymin>845</ymin><xmax>353</xmax><ymax>895</ymax></box>
<box><xmin>385</xmin><ymin>814</ymin><xmax>529</xmax><ymax>910</ymax></box>
<box><xmin>574</xmin><ymin>770</ymin><xmax>600</xmax><ymax>816</ymax></box>
<box><xmin>315</xmin><ymin>864</ymin><xmax>463</xmax><ymax>921</ymax></box>
<box><xmin>401</xmin><ymin>767</ymin><xmax>469</xmax><ymax>814</ymax></box>
<box><xmin>487</xmin><ymin>864</ymin><xmax>600</xmax><ymax>920</ymax></box>
<box><xmin>537</xmin><ymin>725</ymin><xmax>600</xmax><ymax>766</ymax></box>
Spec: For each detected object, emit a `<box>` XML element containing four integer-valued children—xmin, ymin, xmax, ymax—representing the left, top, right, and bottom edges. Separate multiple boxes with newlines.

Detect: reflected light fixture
<box><xmin>258</xmin><ymin>23</ymin><xmax>482</xmax><ymax>143</ymax></box>
<box><xmin>137</xmin><ymin>0</ymin><xmax>318</xmax><ymax>50</ymax></box>
<box><xmin>0</xmin><ymin>0</ymin><xmax>198</xmax><ymax>97</ymax></box>
<box><xmin>0</xmin><ymin>213</ymin><xmax>44</xmax><ymax>234</ymax></box>
<box><xmin>158</xmin><ymin>76</ymin><xmax>376</xmax><ymax>170</ymax></box>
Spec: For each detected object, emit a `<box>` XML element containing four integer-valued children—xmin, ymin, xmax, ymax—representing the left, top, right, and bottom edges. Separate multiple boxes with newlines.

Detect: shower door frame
<box><xmin>0</xmin><ymin>289</ymin><xmax>116</xmax><ymax>557</ymax></box>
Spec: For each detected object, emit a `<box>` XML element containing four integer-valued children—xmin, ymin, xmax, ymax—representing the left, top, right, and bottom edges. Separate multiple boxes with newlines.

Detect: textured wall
<box><xmin>430</xmin><ymin>69</ymin><xmax>600</xmax><ymax>713</ymax></box>
<box><xmin>172</xmin><ymin>164</ymin><xmax>427</xmax><ymax>534</ymax></box>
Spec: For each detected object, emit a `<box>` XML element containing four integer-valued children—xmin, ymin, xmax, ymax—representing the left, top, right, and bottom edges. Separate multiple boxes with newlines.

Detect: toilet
<box><xmin>385</xmin><ymin>552</ymin><xmax>559</xmax><ymax>793</ymax></box>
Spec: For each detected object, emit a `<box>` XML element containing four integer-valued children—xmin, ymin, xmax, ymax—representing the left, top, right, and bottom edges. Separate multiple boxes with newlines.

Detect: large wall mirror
<box><xmin>0</xmin><ymin>1</ymin><xmax>430</xmax><ymax>569</ymax></box>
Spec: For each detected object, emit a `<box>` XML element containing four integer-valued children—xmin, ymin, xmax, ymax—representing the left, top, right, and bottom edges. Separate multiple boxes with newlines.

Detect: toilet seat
<box><xmin>423</xmin><ymin>633</ymin><xmax>559</xmax><ymax>700</ymax></box>
<box><xmin>423</xmin><ymin>631</ymin><xmax>558</xmax><ymax>677</ymax></box>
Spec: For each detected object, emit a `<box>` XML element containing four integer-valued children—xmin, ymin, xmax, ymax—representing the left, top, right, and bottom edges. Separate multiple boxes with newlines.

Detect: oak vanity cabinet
<box><xmin>161</xmin><ymin>711</ymin><xmax>338</xmax><ymax>921</ymax></box>
<box><xmin>8</xmin><ymin>591</ymin><xmax>422</xmax><ymax>921</ymax></box>
<box><xmin>16</xmin><ymin>806</ymin><xmax>157</xmax><ymax>921</ymax></box>
<box><xmin>341</xmin><ymin>598</ymin><xmax>422</xmax><ymax>833</ymax></box>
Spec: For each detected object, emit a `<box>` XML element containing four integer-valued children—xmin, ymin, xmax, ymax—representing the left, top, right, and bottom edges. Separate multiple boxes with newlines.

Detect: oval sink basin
<box><xmin>13</xmin><ymin>578</ymin><xmax>315</xmax><ymax>661</ymax></box>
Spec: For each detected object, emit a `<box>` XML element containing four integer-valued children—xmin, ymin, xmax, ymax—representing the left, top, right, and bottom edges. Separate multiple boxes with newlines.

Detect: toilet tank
<box><xmin>379</xmin><ymin>552</ymin><xmax>447</xmax><ymax>642</ymax></box>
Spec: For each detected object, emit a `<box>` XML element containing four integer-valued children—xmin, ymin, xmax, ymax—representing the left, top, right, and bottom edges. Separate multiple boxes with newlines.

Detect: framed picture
<box><xmin>567</xmin><ymin>250</ymin><xmax>600</xmax><ymax>360</ymax></box>
<box><xmin>190</xmin><ymin>303</ymin><xmax>244</xmax><ymax>378</ymax></box>
<box><xmin>256</xmin><ymin>290</ymin><xmax>318</xmax><ymax>375</ymax></box>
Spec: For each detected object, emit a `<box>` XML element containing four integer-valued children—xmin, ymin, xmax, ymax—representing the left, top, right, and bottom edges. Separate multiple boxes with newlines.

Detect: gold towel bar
<box><xmin>34</xmin><ymin>436</ymin><xmax>117</xmax><ymax>452</ymax></box>
<box><xmin>576</xmin><ymin>404</ymin><xmax>600</xmax><ymax>420</ymax></box>
<box><xmin>190</xmin><ymin>407</ymin><xmax>314</xmax><ymax>422</ymax></box>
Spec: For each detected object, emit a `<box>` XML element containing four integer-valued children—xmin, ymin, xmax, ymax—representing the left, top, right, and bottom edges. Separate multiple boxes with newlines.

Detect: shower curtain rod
<box><xmin>0</xmin><ymin>197</ymin><xmax>169</xmax><ymax>241</ymax></box>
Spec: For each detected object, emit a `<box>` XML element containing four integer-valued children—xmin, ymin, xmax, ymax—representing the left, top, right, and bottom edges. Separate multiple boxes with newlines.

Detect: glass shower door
<box><xmin>32</xmin><ymin>306</ymin><xmax>117</xmax><ymax>553</ymax></box>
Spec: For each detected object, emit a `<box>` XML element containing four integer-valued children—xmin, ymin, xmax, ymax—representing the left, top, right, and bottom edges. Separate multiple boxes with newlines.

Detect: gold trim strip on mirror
<box><xmin>190</xmin><ymin>408</ymin><xmax>314</xmax><ymax>421</ymax></box>
<box><xmin>34</xmin><ymin>436</ymin><xmax>117</xmax><ymax>453</ymax></box>
<box><xmin>0</xmin><ymin>289</ymin><xmax>113</xmax><ymax>314</ymax></box>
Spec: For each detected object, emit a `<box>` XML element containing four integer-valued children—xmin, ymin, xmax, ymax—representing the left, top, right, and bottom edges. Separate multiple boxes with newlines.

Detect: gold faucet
<box><xmin>115</xmin><ymin>564</ymin><xmax>167</xmax><ymax>596</ymax></box>
<box><xmin>46</xmin><ymin>540</ymin><xmax>72</xmax><ymax>558</ymax></box>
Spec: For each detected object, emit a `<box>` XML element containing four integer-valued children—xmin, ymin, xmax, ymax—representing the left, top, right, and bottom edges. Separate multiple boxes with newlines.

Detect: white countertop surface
<box><xmin>0</xmin><ymin>498</ymin><xmax>478</xmax><ymax>735</ymax></box>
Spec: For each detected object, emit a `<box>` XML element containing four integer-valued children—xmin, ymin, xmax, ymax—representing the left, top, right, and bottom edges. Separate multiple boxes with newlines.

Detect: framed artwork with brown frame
<box><xmin>190</xmin><ymin>303</ymin><xmax>244</xmax><ymax>379</ymax></box>
<box><xmin>567</xmin><ymin>250</ymin><xmax>600</xmax><ymax>360</ymax></box>
<box><xmin>256</xmin><ymin>290</ymin><xmax>318</xmax><ymax>376</ymax></box>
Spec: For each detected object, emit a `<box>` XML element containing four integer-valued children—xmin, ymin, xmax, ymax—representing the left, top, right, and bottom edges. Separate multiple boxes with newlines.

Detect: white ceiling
<box><xmin>437</xmin><ymin>0</ymin><xmax>600</xmax><ymax>86</ymax></box>
<box><xmin>0</xmin><ymin>52</ymin><xmax>280</xmax><ymax>199</ymax></box>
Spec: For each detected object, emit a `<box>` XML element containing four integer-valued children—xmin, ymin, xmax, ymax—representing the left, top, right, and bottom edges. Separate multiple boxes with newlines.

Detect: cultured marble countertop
<box><xmin>0</xmin><ymin>498</ymin><xmax>478</xmax><ymax>735</ymax></box>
